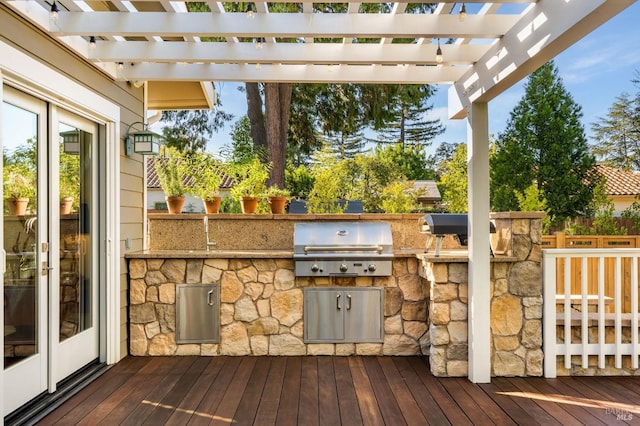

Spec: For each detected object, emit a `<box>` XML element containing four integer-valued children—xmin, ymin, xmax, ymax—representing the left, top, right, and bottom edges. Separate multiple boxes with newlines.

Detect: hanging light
<box><xmin>255</xmin><ymin>37</ymin><xmax>263</xmax><ymax>49</ymax></box>
<box><xmin>50</xmin><ymin>0</ymin><xmax>60</xmax><ymax>20</ymax></box>
<box><xmin>328</xmin><ymin>64</ymin><xmax>334</xmax><ymax>72</ymax></box>
<box><xmin>124</xmin><ymin>122</ymin><xmax>164</xmax><ymax>156</ymax></box>
<box><xmin>116</xmin><ymin>62</ymin><xmax>124</xmax><ymax>71</ymax></box>
<box><xmin>255</xmin><ymin>62</ymin><xmax>261</xmax><ymax>70</ymax></box>
<box><xmin>436</xmin><ymin>39</ymin><xmax>443</xmax><ymax>64</ymax></box>
<box><xmin>459</xmin><ymin>3</ymin><xmax>467</xmax><ymax>22</ymax></box>
<box><xmin>246</xmin><ymin>3</ymin><xmax>254</xmax><ymax>19</ymax></box>
<box><xmin>89</xmin><ymin>36</ymin><xmax>96</xmax><ymax>49</ymax></box>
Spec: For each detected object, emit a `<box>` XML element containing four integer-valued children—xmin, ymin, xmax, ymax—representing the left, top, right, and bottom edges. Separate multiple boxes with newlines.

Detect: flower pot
<box><xmin>6</xmin><ymin>197</ymin><xmax>29</xmax><ymax>215</ymax></box>
<box><xmin>60</xmin><ymin>197</ymin><xmax>74</xmax><ymax>215</ymax></box>
<box><xmin>203</xmin><ymin>196</ymin><xmax>222</xmax><ymax>214</ymax></box>
<box><xmin>268</xmin><ymin>196</ymin><xmax>287</xmax><ymax>214</ymax></box>
<box><xmin>241</xmin><ymin>196</ymin><xmax>259</xmax><ymax>214</ymax></box>
<box><xmin>165</xmin><ymin>195</ymin><xmax>186</xmax><ymax>214</ymax></box>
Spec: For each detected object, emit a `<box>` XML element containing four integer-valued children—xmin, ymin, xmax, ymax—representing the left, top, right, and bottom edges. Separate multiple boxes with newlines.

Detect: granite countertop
<box><xmin>125</xmin><ymin>248</ymin><xmax>427</xmax><ymax>259</ymax></box>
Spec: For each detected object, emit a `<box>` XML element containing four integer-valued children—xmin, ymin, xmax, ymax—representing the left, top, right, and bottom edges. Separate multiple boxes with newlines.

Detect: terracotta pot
<box><xmin>165</xmin><ymin>195</ymin><xmax>186</xmax><ymax>214</ymax></box>
<box><xmin>241</xmin><ymin>196</ymin><xmax>259</xmax><ymax>214</ymax></box>
<box><xmin>6</xmin><ymin>197</ymin><xmax>29</xmax><ymax>216</ymax></box>
<box><xmin>203</xmin><ymin>196</ymin><xmax>222</xmax><ymax>214</ymax></box>
<box><xmin>268</xmin><ymin>196</ymin><xmax>287</xmax><ymax>214</ymax></box>
<box><xmin>60</xmin><ymin>197</ymin><xmax>74</xmax><ymax>215</ymax></box>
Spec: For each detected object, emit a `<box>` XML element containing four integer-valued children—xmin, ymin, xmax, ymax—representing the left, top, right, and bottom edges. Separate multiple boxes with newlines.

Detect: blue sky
<box><xmin>208</xmin><ymin>2</ymin><xmax>640</xmax><ymax>157</ymax></box>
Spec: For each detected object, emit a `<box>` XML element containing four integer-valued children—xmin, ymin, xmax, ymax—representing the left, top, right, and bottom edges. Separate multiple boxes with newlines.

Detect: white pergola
<box><xmin>3</xmin><ymin>0</ymin><xmax>636</xmax><ymax>382</ymax></box>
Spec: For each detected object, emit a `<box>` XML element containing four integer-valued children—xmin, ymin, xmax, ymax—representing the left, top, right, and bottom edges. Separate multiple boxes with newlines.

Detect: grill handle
<box><xmin>304</xmin><ymin>245</ymin><xmax>383</xmax><ymax>254</ymax></box>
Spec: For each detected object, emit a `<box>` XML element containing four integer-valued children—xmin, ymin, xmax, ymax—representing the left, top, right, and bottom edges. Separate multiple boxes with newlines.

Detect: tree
<box><xmin>427</xmin><ymin>141</ymin><xmax>461</xmax><ymax>180</ymax></box>
<box><xmin>438</xmin><ymin>143</ymin><xmax>468</xmax><ymax>213</ymax></box>
<box><xmin>591</xmin><ymin>89</ymin><xmax>640</xmax><ymax>171</ymax></box>
<box><xmin>374</xmin><ymin>143</ymin><xmax>433</xmax><ymax>180</ymax></box>
<box><xmin>490</xmin><ymin>61</ymin><xmax>596</xmax><ymax>226</ymax></box>
<box><xmin>221</xmin><ymin>116</ymin><xmax>261</xmax><ymax>163</ymax></box>
<box><xmin>161</xmin><ymin>109</ymin><xmax>233</xmax><ymax>153</ymax></box>
<box><xmin>368</xmin><ymin>84</ymin><xmax>444</xmax><ymax>148</ymax></box>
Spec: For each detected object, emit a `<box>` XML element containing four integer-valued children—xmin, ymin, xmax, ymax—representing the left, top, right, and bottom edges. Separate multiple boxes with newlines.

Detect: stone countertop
<box><xmin>124</xmin><ymin>248</ymin><xmax>426</xmax><ymax>259</ymax></box>
<box><xmin>416</xmin><ymin>251</ymin><xmax>517</xmax><ymax>263</ymax></box>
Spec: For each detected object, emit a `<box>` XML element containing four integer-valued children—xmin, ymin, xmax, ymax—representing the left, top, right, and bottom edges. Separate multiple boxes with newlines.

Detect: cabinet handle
<box><xmin>347</xmin><ymin>294</ymin><xmax>352</xmax><ymax>310</ymax></box>
<box><xmin>336</xmin><ymin>293</ymin><xmax>341</xmax><ymax>310</ymax></box>
<box><xmin>207</xmin><ymin>289</ymin><xmax>214</xmax><ymax>306</ymax></box>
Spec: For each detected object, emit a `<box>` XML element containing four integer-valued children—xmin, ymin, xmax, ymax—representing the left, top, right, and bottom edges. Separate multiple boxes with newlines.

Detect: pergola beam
<box><xmin>50</xmin><ymin>13</ymin><xmax>518</xmax><ymax>39</ymax></box>
<box><xmin>90</xmin><ymin>42</ymin><xmax>490</xmax><ymax>65</ymax></box>
<box><xmin>448</xmin><ymin>0</ymin><xmax>635</xmax><ymax>118</ymax></box>
<box><xmin>117</xmin><ymin>62</ymin><xmax>468</xmax><ymax>84</ymax></box>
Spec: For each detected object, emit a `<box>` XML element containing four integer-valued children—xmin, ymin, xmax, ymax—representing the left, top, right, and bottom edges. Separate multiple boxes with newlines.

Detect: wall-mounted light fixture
<box><xmin>125</xmin><ymin>122</ymin><xmax>164</xmax><ymax>156</ymax></box>
<box><xmin>61</xmin><ymin>130</ymin><xmax>80</xmax><ymax>154</ymax></box>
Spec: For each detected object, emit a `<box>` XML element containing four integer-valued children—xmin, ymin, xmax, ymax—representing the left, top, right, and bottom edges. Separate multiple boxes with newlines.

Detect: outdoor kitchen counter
<box><xmin>125</xmin><ymin>248</ymin><xmax>426</xmax><ymax>259</ymax></box>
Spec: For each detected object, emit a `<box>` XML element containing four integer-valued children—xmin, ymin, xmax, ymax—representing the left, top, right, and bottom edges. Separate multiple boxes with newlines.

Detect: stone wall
<box><xmin>128</xmin><ymin>256</ymin><xmax>429</xmax><ymax>356</ymax></box>
<box><xmin>420</xmin><ymin>212</ymin><xmax>545</xmax><ymax>377</ymax></box>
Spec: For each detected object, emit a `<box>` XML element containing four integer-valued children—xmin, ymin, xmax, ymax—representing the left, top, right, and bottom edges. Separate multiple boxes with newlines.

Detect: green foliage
<box><xmin>160</xmin><ymin>108</ymin><xmax>233</xmax><ymax>153</ymax></box>
<box><xmin>306</xmin><ymin>145</ymin><xmax>350</xmax><ymax>213</ymax></box>
<box><xmin>265</xmin><ymin>186</ymin><xmax>291</xmax><ymax>198</ymax></box>
<box><xmin>374</xmin><ymin>143</ymin><xmax>433</xmax><ymax>180</ymax></box>
<box><xmin>285</xmin><ymin>164</ymin><xmax>315</xmax><ymax>199</ymax></box>
<box><xmin>59</xmin><ymin>148</ymin><xmax>80</xmax><ymax>210</ymax></box>
<box><xmin>589</xmin><ymin>179</ymin><xmax>626</xmax><ymax>235</ymax></box>
<box><xmin>438</xmin><ymin>144</ymin><xmax>468</xmax><ymax>213</ymax></box>
<box><xmin>228</xmin><ymin>156</ymin><xmax>271</xmax><ymax>199</ymax></box>
<box><xmin>621</xmin><ymin>198</ymin><xmax>640</xmax><ymax>233</ymax></box>
<box><xmin>490</xmin><ymin>61</ymin><xmax>596</xmax><ymax>227</ymax></box>
<box><xmin>186</xmin><ymin>151</ymin><xmax>225</xmax><ymax>201</ymax></box>
<box><xmin>380</xmin><ymin>180</ymin><xmax>418</xmax><ymax>213</ymax></box>
<box><xmin>221</xmin><ymin>116</ymin><xmax>258</xmax><ymax>163</ymax></box>
<box><xmin>514</xmin><ymin>183</ymin><xmax>551</xmax><ymax>234</ymax></box>
<box><xmin>3</xmin><ymin>165</ymin><xmax>35</xmax><ymax>199</ymax></box>
<box><xmin>219</xmin><ymin>196</ymin><xmax>241</xmax><ymax>213</ymax></box>
<box><xmin>590</xmin><ymin>73</ymin><xmax>640</xmax><ymax>171</ymax></box>
<box><xmin>153</xmin><ymin>146</ymin><xmax>189</xmax><ymax>197</ymax></box>
<box><xmin>427</xmin><ymin>142</ymin><xmax>460</xmax><ymax>180</ymax></box>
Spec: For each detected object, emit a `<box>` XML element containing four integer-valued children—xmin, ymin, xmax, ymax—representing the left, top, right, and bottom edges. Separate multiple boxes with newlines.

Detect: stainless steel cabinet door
<box><xmin>176</xmin><ymin>284</ymin><xmax>220</xmax><ymax>343</ymax></box>
<box><xmin>304</xmin><ymin>288</ymin><xmax>344</xmax><ymax>342</ymax></box>
<box><xmin>344</xmin><ymin>288</ymin><xmax>383</xmax><ymax>343</ymax></box>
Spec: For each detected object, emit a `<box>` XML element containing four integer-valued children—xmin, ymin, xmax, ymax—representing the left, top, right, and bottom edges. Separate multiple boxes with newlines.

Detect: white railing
<box><xmin>542</xmin><ymin>248</ymin><xmax>640</xmax><ymax>378</ymax></box>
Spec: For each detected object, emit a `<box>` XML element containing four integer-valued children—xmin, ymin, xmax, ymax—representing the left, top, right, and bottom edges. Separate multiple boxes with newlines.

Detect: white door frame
<box><xmin>1</xmin><ymin>40</ymin><xmax>121</xmax><ymax>417</ymax></box>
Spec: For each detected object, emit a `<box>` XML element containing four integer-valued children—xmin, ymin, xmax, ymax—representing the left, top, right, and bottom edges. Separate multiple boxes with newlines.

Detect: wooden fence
<box><xmin>542</xmin><ymin>232</ymin><xmax>640</xmax><ymax>316</ymax></box>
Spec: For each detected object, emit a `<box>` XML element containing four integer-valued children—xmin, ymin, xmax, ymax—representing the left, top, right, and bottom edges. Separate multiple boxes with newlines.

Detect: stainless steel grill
<box><xmin>418</xmin><ymin>214</ymin><xmax>495</xmax><ymax>257</ymax></box>
<box><xmin>293</xmin><ymin>222</ymin><xmax>393</xmax><ymax>277</ymax></box>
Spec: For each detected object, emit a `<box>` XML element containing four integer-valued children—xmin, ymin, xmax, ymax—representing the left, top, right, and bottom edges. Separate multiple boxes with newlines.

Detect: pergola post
<box><xmin>467</xmin><ymin>101</ymin><xmax>491</xmax><ymax>383</ymax></box>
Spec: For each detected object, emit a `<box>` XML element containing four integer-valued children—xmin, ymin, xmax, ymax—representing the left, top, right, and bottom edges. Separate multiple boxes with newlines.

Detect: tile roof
<box><xmin>595</xmin><ymin>164</ymin><xmax>640</xmax><ymax>196</ymax></box>
<box><xmin>412</xmin><ymin>180</ymin><xmax>441</xmax><ymax>200</ymax></box>
<box><xmin>146</xmin><ymin>157</ymin><xmax>235</xmax><ymax>190</ymax></box>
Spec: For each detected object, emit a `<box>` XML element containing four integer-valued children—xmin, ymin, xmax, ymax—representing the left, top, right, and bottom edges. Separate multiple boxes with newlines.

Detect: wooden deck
<box><xmin>37</xmin><ymin>356</ymin><xmax>640</xmax><ymax>425</ymax></box>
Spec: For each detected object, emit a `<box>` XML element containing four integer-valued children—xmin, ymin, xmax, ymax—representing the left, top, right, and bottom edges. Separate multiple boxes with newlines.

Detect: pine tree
<box><xmin>490</xmin><ymin>60</ymin><xmax>597</xmax><ymax>225</ymax></box>
<box><xmin>591</xmin><ymin>86</ymin><xmax>640</xmax><ymax>171</ymax></box>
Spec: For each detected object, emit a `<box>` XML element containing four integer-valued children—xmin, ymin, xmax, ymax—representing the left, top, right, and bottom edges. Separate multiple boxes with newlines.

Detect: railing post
<box><xmin>542</xmin><ymin>250</ymin><xmax>557</xmax><ymax>378</ymax></box>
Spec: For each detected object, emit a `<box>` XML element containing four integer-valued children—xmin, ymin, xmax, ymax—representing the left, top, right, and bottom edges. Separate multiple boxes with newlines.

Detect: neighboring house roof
<box><xmin>595</xmin><ymin>164</ymin><xmax>640</xmax><ymax>196</ymax></box>
<box><xmin>146</xmin><ymin>157</ymin><xmax>234</xmax><ymax>190</ymax></box>
<box><xmin>412</xmin><ymin>180</ymin><xmax>441</xmax><ymax>201</ymax></box>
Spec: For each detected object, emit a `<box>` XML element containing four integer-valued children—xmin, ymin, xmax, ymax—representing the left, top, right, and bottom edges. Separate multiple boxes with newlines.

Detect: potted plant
<box><xmin>59</xmin><ymin>150</ymin><xmax>80</xmax><ymax>214</ymax></box>
<box><xmin>188</xmin><ymin>151</ymin><xmax>225</xmax><ymax>214</ymax></box>
<box><xmin>229</xmin><ymin>156</ymin><xmax>270</xmax><ymax>214</ymax></box>
<box><xmin>3</xmin><ymin>165</ymin><xmax>35</xmax><ymax>215</ymax></box>
<box><xmin>266</xmin><ymin>186</ymin><xmax>290</xmax><ymax>214</ymax></box>
<box><xmin>153</xmin><ymin>146</ymin><xmax>188</xmax><ymax>214</ymax></box>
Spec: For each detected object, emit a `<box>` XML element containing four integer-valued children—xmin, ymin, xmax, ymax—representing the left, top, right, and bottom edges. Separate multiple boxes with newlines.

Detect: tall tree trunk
<box><xmin>245</xmin><ymin>82</ymin><xmax>268</xmax><ymax>151</ymax></box>
<box><xmin>264</xmin><ymin>82</ymin><xmax>292</xmax><ymax>188</ymax></box>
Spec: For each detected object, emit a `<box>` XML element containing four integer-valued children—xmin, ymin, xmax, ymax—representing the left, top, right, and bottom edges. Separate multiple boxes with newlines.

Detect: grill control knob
<box><xmin>339</xmin><ymin>263</ymin><xmax>348</xmax><ymax>273</ymax></box>
<box><xmin>311</xmin><ymin>264</ymin><xmax>320</xmax><ymax>273</ymax></box>
<box><xmin>367</xmin><ymin>264</ymin><xmax>376</xmax><ymax>272</ymax></box>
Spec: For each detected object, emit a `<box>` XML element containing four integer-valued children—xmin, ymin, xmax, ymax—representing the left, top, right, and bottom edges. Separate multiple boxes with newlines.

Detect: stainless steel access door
<box><xmin>176</xmin><ymin>283</ymin><xmax>220</xmax><ymax>343</ymax></box>
<box><xmin>304</xmin><ymin>287</ymin><xmax>383</xmax><ymax>343</ymax></box>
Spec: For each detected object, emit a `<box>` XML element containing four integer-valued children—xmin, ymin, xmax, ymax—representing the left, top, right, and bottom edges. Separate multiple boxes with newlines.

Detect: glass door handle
<box><xmin>42</xmin><ymin>261</ymin><xmax>54</xmax><ymax>275</ymax></box>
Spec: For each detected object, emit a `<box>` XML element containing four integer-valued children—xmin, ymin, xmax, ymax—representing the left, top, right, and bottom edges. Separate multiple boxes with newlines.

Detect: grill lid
<box><xmin>293</xmin><ymin>222</ymin><xmax>393</xmax><ymax>257</ymax></box>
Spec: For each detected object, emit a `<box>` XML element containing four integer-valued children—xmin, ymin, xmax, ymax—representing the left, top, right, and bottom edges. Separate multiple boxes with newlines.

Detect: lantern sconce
<box><xmin>124</xmin><ymin>121</ymin><xmax>164</xmax><ymax>156</ymax></box>
<box><xmin>61</xmin><ymin>130</ymin><xmax>80</xmax><ymax>154</ymax></box>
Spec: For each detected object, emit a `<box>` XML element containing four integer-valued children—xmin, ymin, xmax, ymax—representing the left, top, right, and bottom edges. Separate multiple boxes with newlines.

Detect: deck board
<box><xmin>38</xmin><ymin>356</ymin><xmax>640</xmax><ymax>426</ymax></box>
